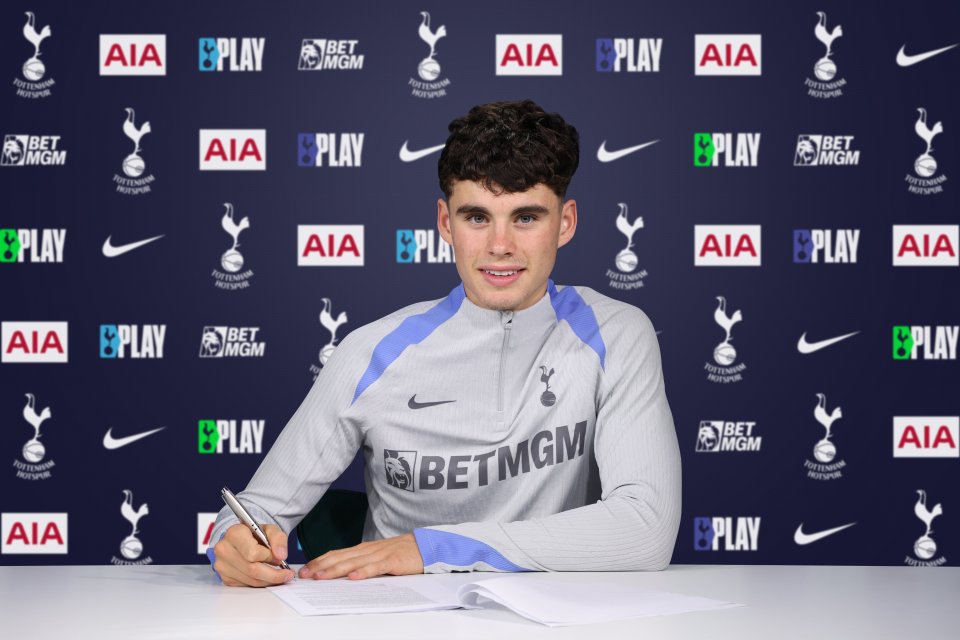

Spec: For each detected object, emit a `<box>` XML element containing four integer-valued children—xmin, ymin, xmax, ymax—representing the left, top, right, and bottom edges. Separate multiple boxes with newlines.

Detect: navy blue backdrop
<box><xmin>1</xmin><ymin>0</ymin><xmax>956</xmax><ymax>567</ymax></box>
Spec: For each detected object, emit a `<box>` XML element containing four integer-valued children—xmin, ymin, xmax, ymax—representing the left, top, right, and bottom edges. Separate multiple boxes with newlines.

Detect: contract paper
<box><xmin>268</xmin><ymin>573</ymin><xmax>741</xmax><ymax>625</ymax></box>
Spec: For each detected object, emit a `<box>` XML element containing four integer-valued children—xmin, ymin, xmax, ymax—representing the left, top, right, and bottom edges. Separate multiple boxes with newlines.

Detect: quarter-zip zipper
<box><xmin>497</xmin><ymin>311</ymin><xmax>514</xmax><ymax>412</ymax></box>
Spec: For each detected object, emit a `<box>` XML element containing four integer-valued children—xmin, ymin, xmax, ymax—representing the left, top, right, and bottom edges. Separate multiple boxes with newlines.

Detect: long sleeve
<box><xmin>413</xmin><ymin>306</ymin><xmax>682</xmax><ymax>573</ymax></box>
<box><xmin>206</xmin><ymin>328</ymin><xmax>368</xmax><ymax>561</ymax></box>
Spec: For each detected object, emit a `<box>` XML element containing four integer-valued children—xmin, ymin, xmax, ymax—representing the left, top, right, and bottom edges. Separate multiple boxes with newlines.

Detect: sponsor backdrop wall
<box><xmin>1</xmin><ymin>0</ymin><xmax>957</xmax><ymax>567</ymax></box>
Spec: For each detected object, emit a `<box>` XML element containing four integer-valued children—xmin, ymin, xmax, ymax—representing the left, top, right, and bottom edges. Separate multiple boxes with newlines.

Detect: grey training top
<box><xmin>208</xmin><ymin>280</ymin><xmax>681</xmax><ymax>573</ymax></box>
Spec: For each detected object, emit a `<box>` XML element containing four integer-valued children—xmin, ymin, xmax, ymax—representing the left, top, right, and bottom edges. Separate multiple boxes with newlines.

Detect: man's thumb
<box><xmin>262</xmin><ymin>524</ymin><xmax>288</xmax><ymax>561</ymax></box>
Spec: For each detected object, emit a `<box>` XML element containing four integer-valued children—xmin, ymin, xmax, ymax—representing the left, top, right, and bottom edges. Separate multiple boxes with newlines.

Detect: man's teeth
<box><xmin>485</xmin><ymin>270</ymin><xmax>518</xmax><ymax>276</ymax></box>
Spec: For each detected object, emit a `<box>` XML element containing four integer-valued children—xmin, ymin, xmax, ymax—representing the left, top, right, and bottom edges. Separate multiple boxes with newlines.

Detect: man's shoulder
<box><xmin>339</xmin><ymin>294</ymin><xmax>450</xmax><ymax>352</ymax></box>
<box><xmin>555</xmin><ymin>283</ymin><xmax>654</xmax><ymax>330</ymax></box>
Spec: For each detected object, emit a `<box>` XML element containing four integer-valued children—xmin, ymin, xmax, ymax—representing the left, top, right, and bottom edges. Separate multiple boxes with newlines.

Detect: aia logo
<box><xmin>892</xmin><ymin>225</ymin><xmax>958</xmax><ymax>266</ymax></box>
<box><xmin>199</xmin><ymin>129</ymin><xmax>266</xmax><ymax>171</ymax></box>
<box><xmin>894</xmin><ymin>418</ymin><xmax>959</xmax><ymax>458</ymax></box>
<box><xmin>695</xmin><ymin>35</ymin><xmax>761</xmax><ymax>76</ymax></box>
<box><xmin>197</xmin><ymin>513</ymin><xmax>218</xmax><ymax>554</ymax></box>
<box><xmin>1</xmin><ymin>321</ymin><xmax>68</xmax><ymax>363</ymax></box>
<box><xmin>695</xmin><ymin>225</ymin><xmax>761</xmax><ymax>266</ymax></box>
<box><xmin>99</xmin><ymin>35</ymin><xmax>166</xmax><ymax>76</ymax></box>
<box><xmin>1</xmin><ymin>513</ymin><xmax>67</xmax><ymax>554</ymax></box>
<box><xmin>298</xmin><ymin>225</ymin><xmax>364</xmax><ymax>266</ymax></box>
<box><xmin>496</xmin><ymin>35</ymin><xmax>562</xmax><ymax>76</ymax></box>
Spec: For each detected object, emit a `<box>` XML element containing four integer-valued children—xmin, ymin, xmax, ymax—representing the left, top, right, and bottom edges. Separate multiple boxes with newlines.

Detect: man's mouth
<box><xmin>479</xmin><ymin>267</ymin><xmax>524</xmax><ymax>285</ymax></box>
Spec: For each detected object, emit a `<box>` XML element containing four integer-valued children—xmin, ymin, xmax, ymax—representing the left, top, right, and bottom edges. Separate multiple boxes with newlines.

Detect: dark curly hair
<box><xmin>438</xmin><ymin>99</ymin><xmax>579</xmax><ymax>200</ymax></box>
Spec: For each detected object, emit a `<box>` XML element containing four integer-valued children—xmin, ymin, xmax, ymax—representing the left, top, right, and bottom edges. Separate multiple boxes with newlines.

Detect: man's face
<box><xmin>437</xmin><ymin>180</ymin><xmax>577</xmax><ymax>311</ymax></box>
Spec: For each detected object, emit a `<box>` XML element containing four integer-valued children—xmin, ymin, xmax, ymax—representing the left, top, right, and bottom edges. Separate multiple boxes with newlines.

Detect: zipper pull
<box><xmin>502</xmin><ymin>310</ymin><xmax>514</xmax><ymax>327</ymax></box>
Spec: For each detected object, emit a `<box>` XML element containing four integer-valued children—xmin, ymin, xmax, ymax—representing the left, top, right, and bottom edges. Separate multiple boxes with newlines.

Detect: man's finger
<box><xmin>246</xmin><ymin>560</ymin><xmax>295</xmax><ymax>585</ymax></box>
<box><xmin>313</xmin><ymin>550</ymin><xmax>385</xmax><ymax>580</ymax></box>
<box><xmin>302</xmin><ymin>543</ymin><xmax>381</xmax><ymax>576</ymax></box>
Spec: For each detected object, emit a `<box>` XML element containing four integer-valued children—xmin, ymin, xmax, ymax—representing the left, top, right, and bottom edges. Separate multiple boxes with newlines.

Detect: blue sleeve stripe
<box><xmin>547</xmin><ymin>280</ymin><xmax>606</xmax><ymax>369</ymax></box>
<box><xmin>207</xmin><ymin>531</ymin><xmax>225</xmax><ymax>582</ymax></box>
<box><xmin>352</xmin><ymin>283</ymin><xmax>466</xmax><ymax>404</ymax></box>
<box><xmin>413</xmin><ymin>528</ymin><xmax>531</xmax><ymax>572</ymax></box>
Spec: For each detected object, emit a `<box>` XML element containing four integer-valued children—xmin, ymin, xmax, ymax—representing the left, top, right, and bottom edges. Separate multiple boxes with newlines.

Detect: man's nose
<box><xmin>487</xmin><ymin>221</ymin><xmax>516</xmax><ymax>256</ymax></box>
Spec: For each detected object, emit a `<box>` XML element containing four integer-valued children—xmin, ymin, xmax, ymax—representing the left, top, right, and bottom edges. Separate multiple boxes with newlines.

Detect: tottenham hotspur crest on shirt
<box><xmin>384</xmin><ymin>449</ymin><xmax>416</xmax><ymax>492</ymax></box>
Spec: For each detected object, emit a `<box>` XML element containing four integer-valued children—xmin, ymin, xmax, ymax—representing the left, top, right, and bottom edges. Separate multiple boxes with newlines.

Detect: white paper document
<box><xmin>268</xmin><ymin>573</ymin><xmax>741</xmax><ymax>626</ymax></box>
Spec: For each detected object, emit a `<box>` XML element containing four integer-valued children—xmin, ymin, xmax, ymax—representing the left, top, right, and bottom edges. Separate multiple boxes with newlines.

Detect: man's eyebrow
<box><xmin>455</xmin><ymin>204</ymin><xmax>552</xmax><ymax>216</ymax></box>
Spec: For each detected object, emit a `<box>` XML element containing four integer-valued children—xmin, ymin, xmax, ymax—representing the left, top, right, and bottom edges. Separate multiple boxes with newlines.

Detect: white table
<box><xmin>0</xmin><ymin>564</ymin><xmax>956</xmax><ymax>638</ymax></box>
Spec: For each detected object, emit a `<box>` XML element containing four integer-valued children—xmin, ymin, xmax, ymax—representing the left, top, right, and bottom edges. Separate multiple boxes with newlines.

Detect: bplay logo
<box><xmin>396</xmin><ymin>229</ymin><xmax>454</xmax><ymax>263</ymax></box>
<box><xmin>907</xmin><ymin>108</ymin><xmax>947</xmax><ymax>196</ymax></box>
<box><xmin>197</xmin><ymin>513</ymin><xmax>217</xmax><ymax>554</ymax></box>
<box><xmin>694</xmin><ymin>517</ymin><xmax>760</xmax><ymax>551</ymax></box>
<box><xmin>706</xmin><ymin>296</ymin><xmax>746</xmax><ymax>383</ymax></box>
<box><xmin>299</xmin><ymin>39</ymin><xmax>364</xmax><ymax>70</ymax></box>
<box><xmin>198</xmin><ymin>420</ymin><xmax>264</xmax><ymax>454</ymax></box>
<box><xmin>198</xmin><ymin>37</ymin><xmax>264</xmax><ymax>72</ymax></box>
<box><xmin>893</xmin><ymin>417</ymin><xmax>959</xmax><ymax>458</ymax></box>
<box><xmin>693</xmin><ymin>133</ymin><xmax>760</xmax><ymax>167</ymax></box>
<box><xmin>114</xmin><ymin>108</ymin><xmax>155</xmax><ymax>195</ymax></box>
<box><xmin>13</xmin><ymin>393</ymin><xmax>55</xmax><ymax>480</ymax></box>
<box><xmin>213</xmin><ymin>203</ymin><xmax>254</xmax><ymax>291</ymax></box>
<box><xmin>805</xmin><ymin>393</ymin><xmax>846</xmax><ymax>480</ymax></box>
<box><xmin>298</xmin><ymin>133</ymin><xmax>364</xmax><ymax>167</ymax></box>
<box><xmin>199</xmin><ymin>129</ymin><xmax>265</xmax><ymax>171</ymax></box>
<box><xmin>2</xmin><ymin>513</ymin><xmax>67</xmax><ymax>554</ymax></box>
<box><xmin>793</xmin><ymin>229</ymin><xmax>859</xmax><ymax>263</ymax></box>
<box><xmin>696</xmin><ymin>421</ymin><xmax>762</xmax><ymax>452</ymax></box>
<box><xmin>0</xmin><ymin>228</ymin><xmax>65</xmax><ymax>263</ymax></box>
<box><xmin>15</xmin><ymin>12</ymin><xmax>55</xmax><ymax>98</ymax></box>
<box><xmin>1</xmin><ymin>135</ymin><xmax>66</xmax><ymax>166</ymax></box>
<box><xmin>607</xmin><ymin>203</ymin><xmax>648</xmax><ymax>290</ymax></box>
<box><xmin>794</xmin><ymin>135</ymin><xmax>860</xmax><ymax>166</ymax></box>
<box><xmin>99</xmin><ymin>324</ymin><xmax>166</xmax><ymax>359</ymax></box>
<box><xmin>199</xmin><ymin>326</ymin><xmax>265</xmax><ymax>358</ymax></box>
<box><xmin>309</xmin><ymin>297</ymin><xmax>348</xmax><ymax>379</ymax></box>
<box><xmin>695</xmin><ymin>225</ymin><xmax>761</xmax><ymax>266</ymax></box>
<box><xmin>496</xmin><ymin>35</ymin><xmax>562</xmax><ymax>76</ymax></box>
<box><xmin>2</xmin><ymin>322</ymin><xmax>67</xmax><ymax>363</ymax></box>
<box><xmin>893</xmin><ymin>326</ymin><xmax>958</xmax><ymax>360</ymax></box>
<box><xmin>99</xmin><ymin>35</ymin><xmax>166</xmax><ymax>76</ymax></box>
<box><xmin>596</xmin><ymin>38</ymin><xmax>661</xmax><ymax>72</ymax></box>
<box><xmin>410</xmin><ymin>11</ymin><xmax>450</xmax><ymax>98</ymax></box>
<box><xmin>806</xmin><ymin>11</ymin><xmax>846</xmax><ymax>98</ymax></box>
<box><xmin>298</xmin><ymin>225</ymin><xmax>364</xmax><ymax>266</ymax></box>
<box><xmin>694</xmin><ymin>35</ymin><xmax>761</xmax><ymax>75</ymax></box>
<box><xmin>892</xmin><ymin>225</ymin><xmax>958</xmax><ymax>266</ymax></box>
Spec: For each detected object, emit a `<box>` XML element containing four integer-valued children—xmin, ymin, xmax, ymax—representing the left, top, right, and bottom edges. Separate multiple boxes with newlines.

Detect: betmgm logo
<box><xmin>384</xmin><ymin>449</ymin><xmax>417</xmax><ymax>492</ymax></box>
<box><xmin>794</xmin><ymin>135</ymin><xmax>860</xmax><ymax>166</ymax></box>
<box><xmin>1</xmin><ymin>135</ymin><xmax>66</xmax><ymax>166</ymax></box>
<box><xmin>696</xmin><ymin>421</ymin><xmax>761</xmax><ymax>452</ymax></box>
<box><xmin>198</xmin><ymin>326</ymin><xmax>264</xmax><ymax>358</ymax></box>
<box><xmin>298</xmin><ymin>39</ymin><xmax>364</xmax><ymax>70</ymax></box>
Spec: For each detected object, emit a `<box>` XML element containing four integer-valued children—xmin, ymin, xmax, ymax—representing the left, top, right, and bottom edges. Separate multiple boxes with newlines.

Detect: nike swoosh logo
<box><xmin>103</xmin><ymin>426</ymin><xmax>166</xmax><ymax>450</ymax></box>
<box><xmin>794</xmin><ymin>522</ymin><xmax>857</xmax><ymax>545</ymax></box>
<box><xmin>408</xmin><ymin>395</ymin><xmax>456</xmax><ymax>410</ymax></box>
<box><xmin>399</xmin><ymin>141</ymin><xmax>445</xmax><ymax>162</ymax></box>
<box><xmin>896</xmin><ymin>44</ymin><xmax>958</xmax><ymax>67</ymax></box>
<box><xmin>103</xmin><ymin>234</ymin><xmax>165</xmax><ymax>257</ymax></box>
<box><xmin>797</xmin><ymin>331</ymin><xmax>860</xmax><ymax>354</ymax></box>
<box><xmin>597</xmin><ymin>139</ymin><xmax>659</xmax><ymax>163</ymax></box>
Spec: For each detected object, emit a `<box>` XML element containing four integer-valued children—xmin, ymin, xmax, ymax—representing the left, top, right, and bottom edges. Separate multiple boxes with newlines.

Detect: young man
<box><xmin>208</xmin><ymin>99</ymin><xmax>681</xmax><ymax>587</ymax></box>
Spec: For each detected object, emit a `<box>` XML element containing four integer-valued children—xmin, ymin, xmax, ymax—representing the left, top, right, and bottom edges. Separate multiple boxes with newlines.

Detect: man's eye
<box><xmin>518</xmin><ymin>215</ymin><xmax>536</xmax><ymax>224</ymax></box>
<box><xmin>469</xmin><ymin>215</ymin><xmax>486</xmax><ymax>224</ymax></box>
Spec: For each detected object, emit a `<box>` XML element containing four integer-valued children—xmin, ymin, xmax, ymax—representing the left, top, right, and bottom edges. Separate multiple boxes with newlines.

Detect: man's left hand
<box><xmin>299</xmin><ymin>532</ymin><xmax>424</xmax><ymax>580</ymax></box>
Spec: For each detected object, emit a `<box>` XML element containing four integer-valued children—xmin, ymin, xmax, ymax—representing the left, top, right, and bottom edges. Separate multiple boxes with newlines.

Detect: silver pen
<box><xmin>221</xmin><ymin>486</ymin><xmax>293</xmax><ymax>573</ymax></box>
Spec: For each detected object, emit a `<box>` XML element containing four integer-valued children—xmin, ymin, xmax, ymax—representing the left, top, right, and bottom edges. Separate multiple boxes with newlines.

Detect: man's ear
<box><xmin>437</xmin><ymin>197</ymin><xmax>453</xmax><ymax>244</ymax></box>
<box><xmin>557</xmin><ymin>198</ymin><xmax>577</xmax><ymax>249</ymax></box>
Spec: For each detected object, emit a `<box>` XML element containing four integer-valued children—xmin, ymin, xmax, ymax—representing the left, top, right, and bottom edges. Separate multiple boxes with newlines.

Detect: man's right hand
<box><xmin>212</xmin><ymin>523</ymin><xmax>296</xmax><ymax>587</ymax></box>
